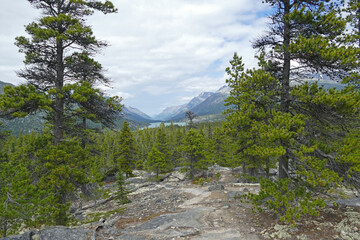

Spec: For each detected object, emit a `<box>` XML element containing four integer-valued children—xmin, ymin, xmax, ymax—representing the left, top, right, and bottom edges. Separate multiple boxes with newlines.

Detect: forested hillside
<box><xmin>1</xmin><ymin>0</ymin><xmax>360</xmax><ymax>239</ymax></box>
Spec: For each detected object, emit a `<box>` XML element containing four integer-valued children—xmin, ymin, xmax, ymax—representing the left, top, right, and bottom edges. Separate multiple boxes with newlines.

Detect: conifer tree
<box><xmin>182</xmin><ymin>129</ymin><xmax>208</xmax><ymax>178</ymax></box>
<box><xmin>116</xmin><ymin>121</ymin><xmax>137</xmax><ymax>178</ymax></box>
<box><xmin>209</xmin><ymin>127</ymin><xmax>231</xmax><ymax>167</ymax></box>
<box><xmin>154</xmin><ymin>127</ymin><xmax>171</xmax><ymax>170</ymax></box>
<box><xmin>115</xmin><ymin>171</ymin><xmax>131</xmax><ymax>205</ymax></box>
<box><xmin>254</xmin><ymin>0</ymin><xmax>359</xmax><ymax>179</ymax></box>
<box><xmin>170</xmin><ymin>128</ymin><xmax>184</xmax><ymax>167</ymax></box>
<box><xmin>145</xmin><ymin>147</ymin><xmax>167</xmax><ymax>179</ymax></box>
<box><xmin>0</xmin><ymin>0</ymin><xmax>118</xmax><ymax>145</ymax></box>
<box><xmin>185</xmin><ymin>111</ymin><xmax>196</xmax><ymax>129</ymax></box>
<box><xmin>0</xmin><ymin>159</ymin><xmax>36</xmax><ymax>237</ymax></box>
<box><xmin>224</xmin><ymin>0</ymin><xmax>360</xmax><ymax>222</ymax></box>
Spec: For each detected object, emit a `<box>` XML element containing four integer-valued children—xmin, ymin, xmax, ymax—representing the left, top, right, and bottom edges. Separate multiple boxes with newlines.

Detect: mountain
<box><xmin>153</xmin><ymin>105</ymin><xmax>185</xmax><ymax>121</ymax></box>
<box><xmin>169</xmin><ymin>86</ymin><xmax>230</xmax><ymax>120</ymax></box>
<box><xmin>0</xmin><ymin>81</ymin><xmax>153</xmax><ymax>134</ymax></box>
<box><xmin>157</xmin><ymin>86</ymin><xmax>230</xmax><ymax>121</ymax></box>
<box><xmin>0</xmin><ymin>81</ymin><xmax>12</xmax><ymax>94</ymax></box>
<box><xmin>122</xmin><ymin>105</ymin><xmax>154</xmax><ymax>123</ymax></box>
<box><xmin>155</xmin><ymin>92</ymin><xmax>214</xmax><ymax>120</ymax></box>
<box><xmin>186</xmin><ymin>92</ymin><xmax>214</xmax><ymax>109</ymax></box>
<box><xmin>190</xmin><ymin>86</ymin><xmax>230</xmax><ymax>116</ymax></box>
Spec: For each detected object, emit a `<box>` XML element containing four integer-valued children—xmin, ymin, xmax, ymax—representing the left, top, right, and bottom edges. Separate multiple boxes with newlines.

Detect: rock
<box><xmin>208</xmin><ymin>185</ymin><xmax>225</xmax><ymax>191</ymax></box>
<box><xmin>192</xmin><ymin>230</ymin><xmax>248</xmax><ymax>240</ymax></box>
<box><xmin>336</xmin><ymin>198</ymin><xmax>360</xmax><ymax>207</ymax></box>
<box><xmin>209</xmin><ymin>164</ymin><xmax>230</xmax><ymax>171</ymax></box>
<box><xmin>40</xmin><ymin>226</ymin><xmax>92</xmax><ymax>240</ymax></box>
<box><xmin>1</xmin><ymin>231</ymin><xmax>39</xmax><ymax>240</ymax></box>
<box><xmin>126</xmin><ymin>176</ymin><xmax>148</xmax><ymax>185</ymax></box>
<box><xmin>231</xmin><ymin>166</ymin><xmax>243</xmax><ymax>173</ymax></box>
<box><xmin>228</xmin><ymin>191</ymin><xmax>246</xmax><ymax>199</ymax></box>
<box><xmin>222</xmin><ymin>204</ymin><xmax>231</xmax><ymax>209</ymax></box>
<box><xmin>1</xmin><ymin>227</ymin><xmax>92</xmax><ymax>240</ymax></box>
<box><xmin>271</xmin><ymin>224</ymin><xmax>291</xmax><ymax>239</ymax></box>
<box><xmin>121</xmin><ymin>207</ymin><xmax>214</xmax><ymax>239</ymax></box>
<box><xmin>165</xmin><ymin>171</ymin><xmax>187</xmax><ymax>182</ymax></box>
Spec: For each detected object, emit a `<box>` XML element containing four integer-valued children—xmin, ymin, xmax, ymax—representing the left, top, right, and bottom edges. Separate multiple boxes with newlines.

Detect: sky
<box><xmin>0</xmin><ymin>0</ymin><xmax>270</xmax><ymax>117</ymax></box>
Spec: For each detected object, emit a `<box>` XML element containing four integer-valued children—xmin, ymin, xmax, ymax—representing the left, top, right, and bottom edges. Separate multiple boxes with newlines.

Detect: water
<box><xmin>144</xmin><ymin>121</ymin><xmax>187</xmax><ymax>129</ymax></box>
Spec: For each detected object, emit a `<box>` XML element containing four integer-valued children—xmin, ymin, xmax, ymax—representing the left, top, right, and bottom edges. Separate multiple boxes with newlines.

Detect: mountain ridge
<box><xmin>156</xmin><ymin>86</ymin><xmax>231</xmax><ymax>121</ymax></box>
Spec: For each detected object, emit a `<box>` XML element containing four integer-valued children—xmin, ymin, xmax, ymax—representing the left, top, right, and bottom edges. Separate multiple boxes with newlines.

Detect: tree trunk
<box><xmin>279</xmin><ymin>0</ymin><xmax>291</xmax><ymax>179</ymax></box>
<box><xmin>54</xmin><ymin>40</ymin><xmax>64</xmax><ymax>146</ymax></box>
<box><xmin>3</xmin><ymin>218</ymin><xmax>7</xmax><ymax>238</ymax></box>
<box><xmin>358</xmin><ymin>10</ymin><xmax>360</xmax><ymax>48</ymax></box>
<box><xmin>81</xmin><ymin>117</ymin><xmax>86</xmax><ymax>148</ymax></box>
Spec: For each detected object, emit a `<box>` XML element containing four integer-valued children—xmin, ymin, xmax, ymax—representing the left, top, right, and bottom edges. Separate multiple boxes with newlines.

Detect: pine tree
<box><xmin>116</xmin><ymin>121</ymin><xmax>137</xmax><ymax>178</ymax></box>
<box><xmin>154</xmin><ymin>127</ymin><xmax>171</xmax><ymax>170</ymax></box>
<box><xmin>115</xmin><ymin>171</ymin><xmax>131</xmax><ymax>205</ymax></box>
<box><xmin>254</xmin><ymin>0</ymin><xmax>359</xmax><ymax>179</ymax></box>
<box><xmin>345</xmin><ymin>0</ymin><xmax>360</xmax><ymax>47</ymax></box>
<box><xmin>209</xmin><ymin>127</ymin><xmax>231</xmax><ymax>167</ymax></box>
<box><xmin>145</xmin><ymin>147</ymin><xmax>167</xmax><ymax>179</ymax></box>
<box><xmin>185</xmin><ymin>111</ymin><xmax>196</xmax><ymax>130</ymax></box>
<box><xmin>182</xmin><ymin>129</ymin><xmax>208</xmax><ymax>178</ymax></box>
<box><xmin>170</xmin><ymin>128</ymin><xmax>184</xmax><ymax>168</ymax></box>
<box><xmin>0</xmin><ymin>158</ymin><xmax>36</xmax><ymax>237</ymax></box>
<box><xmin>225</xmin><ymin>0</ymin><xmax>360</xmax><ymax>223</ymax></box>
<box><xmin>34</xmin><ymin>135</ymin><xmax>92</xmax><ymax>225</ymax></box>
<box><xmin>0</xmin><ymin>0</ymin><xmax>118</xmax><ymax>145</ymax></box>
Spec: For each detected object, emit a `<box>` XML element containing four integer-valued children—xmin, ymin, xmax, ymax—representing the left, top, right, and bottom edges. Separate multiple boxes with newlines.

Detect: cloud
<box><xmin>0</xmin><ymin>0</ymin><xmax>270</xmax><ymax>116</ymax></box>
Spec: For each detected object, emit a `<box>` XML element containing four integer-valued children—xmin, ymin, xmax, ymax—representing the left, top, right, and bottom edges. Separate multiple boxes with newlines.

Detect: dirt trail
<box><xmin>91</xmin><ymin>168</ymin><xmax>264</xmax><ymax>240</ymax></box>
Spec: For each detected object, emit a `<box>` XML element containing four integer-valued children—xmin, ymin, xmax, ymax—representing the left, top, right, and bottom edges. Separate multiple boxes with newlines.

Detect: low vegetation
<box><xmin>1</xmin><ymin>0</ymin><xmax>360</xmax><ymax>238</ymax></box>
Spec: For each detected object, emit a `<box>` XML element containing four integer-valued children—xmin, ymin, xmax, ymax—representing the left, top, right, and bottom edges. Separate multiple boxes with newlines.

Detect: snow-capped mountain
<box><xmin>154</xmin><ymin>92</ymin><xmax>214</xmax><ymax>120</ymax></box>
<box><xmin>155</xmin><ymin>86</ymin><xmax>231</xmax><ymax>121</ymax></box>
<box><xmin>122</xmin><ymin>105</ymin><xmax>154</xmax><ymax>123</ymax></box>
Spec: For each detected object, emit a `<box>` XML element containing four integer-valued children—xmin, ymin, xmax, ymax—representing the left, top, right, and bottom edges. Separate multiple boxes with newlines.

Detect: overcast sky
<box><xmin>0</xmin><ymin>0</ymin><xmax>270</xmax><ymax>116</ymax></box>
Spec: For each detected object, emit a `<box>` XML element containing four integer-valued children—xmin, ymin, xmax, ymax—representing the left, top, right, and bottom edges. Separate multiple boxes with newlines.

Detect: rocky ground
<box><xmin>3</xmin><ymin>166</ymin><xmax>360</xmax><ymax>240</ymax></box>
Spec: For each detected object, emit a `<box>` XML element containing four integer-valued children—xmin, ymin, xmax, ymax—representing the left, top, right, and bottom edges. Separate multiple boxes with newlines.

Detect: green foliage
<box><xmin>32</xmin><ymin>136</ymin><xmax>93</xmax><ymax>225</ymax></box>
<box><xmin>154</xmin><ymin>126</ymin><xmax>171</xmax><ymax>169</ymax></box>
<box><xmin>0</xmin><ymin>159</ymin><xmax>37</xmax><ymax>237</ymax></box>
<box><xmin>145</xmin><ymin>147</ymin><xmax>168</xmax><ymax>178</ymax></box>
<box><xmin>224</xmin><ymin>55</ymin><xmax>280</xmax><ymax>175</ymax></box>
<box><xmin>5</xmin><ymin>0</ymin><xmax>119</xmax><ymax>145</ymax></box>
<box><xmin>245</xmin><ymin>178</ymin><xmax>327</xmax><ymax>224</ymax></box>
<box><xmin>192</xmin><ymin>177</ymin><xmax>207</xmax><ymax>186</ymax></box>
<box><xmin>116</xmin><ymin>121</ymin><xmax>137</xmax><ymax>177</ymax></box>
<box><xmin>115</xmin><ymin>171</ymin><xmax>131</xmax><ymax>205</ymax></box>
<box><xmin>182</xmin><ymin>129</ymin><xmax>209</xmax><ymax>178</ymax></box>
<box><xmin>226</xmin><ymin>0</ymin><xmax>360</xmax><ymax>224</ymax></box>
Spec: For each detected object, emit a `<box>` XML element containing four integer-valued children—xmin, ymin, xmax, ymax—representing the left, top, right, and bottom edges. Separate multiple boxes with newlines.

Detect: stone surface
<box><xmin>4</xmin><ymin>166</ymin><xmax>358</xmax><ymax>240</ymax></box>
<box><xmin>228</xmin><ymin>191</ymin><xmax>246</xmax><ymax>199</ymax></box>
<box><xmin>336</xmin><ymin>197</ymin><xmax>360</xmax><ymax>207</ymax></box>
<box><xmin>1</xmin><ymin>227</ymin><xmax>92</xmax><ymax>240</ymax></box>
<box><xmin>1</xmin><ymin>231</ymin><xmax>39</xmax><ymax>240</ymax></box>
<box><xmin>208</xmin><ymin>184</ymin><xmax>225</xmax><ymax>191</ymax></box>
<box><xmin>39</xmin><ymin>226</ymin><xmax>92</xmax><ymax>240</ymax></box>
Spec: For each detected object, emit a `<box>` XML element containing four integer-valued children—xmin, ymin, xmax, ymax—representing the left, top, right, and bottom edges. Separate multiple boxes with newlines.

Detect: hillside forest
<box><xmin>1</xmin><ymin>0</ymin><xmax>360</xmax><ymax>237</ymax></box>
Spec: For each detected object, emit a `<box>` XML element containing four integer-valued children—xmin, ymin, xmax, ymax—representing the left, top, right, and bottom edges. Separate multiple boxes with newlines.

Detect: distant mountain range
<box><xmin>122</xmin><ymin>105</ymin><xmax>155</xmax><ymax>123</ymax></box>
<box><xmin>154</xmin><ymin>86</ymin><xmax>231</xmax><ymax>121</ymax></box>
<box><xmin>0</xmin><ymin>81</ymin><xmax>154</xmax><ymax>134</ymax></box>
<box><xmin>0</xmin><ymin>78</ymin><xmax>347</xmax><ymax>134</ymax></box>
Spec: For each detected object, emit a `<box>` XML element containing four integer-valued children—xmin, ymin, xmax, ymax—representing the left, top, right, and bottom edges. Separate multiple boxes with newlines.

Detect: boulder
<box><xmin>165</xmin><ymin>171</ymin><xmax>187</xmax><ymax>182</ymax></box>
